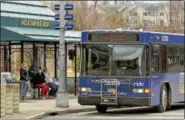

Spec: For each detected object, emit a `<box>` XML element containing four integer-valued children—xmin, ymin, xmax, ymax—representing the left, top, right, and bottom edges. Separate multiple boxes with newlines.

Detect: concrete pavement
<box><xmin>1</xmin><ymin>93</ymin><xmax>183</xmax><ymax>120</ymax></box>
<box><xmin>1</xmin><ymin>95</ymin><xmax>95</xmax><ymax>120</ymax></box>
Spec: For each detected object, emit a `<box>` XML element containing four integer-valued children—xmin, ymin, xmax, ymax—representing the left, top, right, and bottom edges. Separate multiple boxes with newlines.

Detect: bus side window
<box><xmin>145</xmin><ymin>45</ymin><xmax>150</xmax><ymax>75</ymax></box>
<box><xmin>167</xmin><ymin>46</ymin><xmax>179</xmax><ymax>72</ymax></box>
<box><xmin>160</xmin><ymin>45</ymin><xmax>167</xmax><ymax>72</ymax></box>
<box><xmin>152</xmin><ymin>54</ymin><xmax>159</xmax><ymax>72</ymax></box>
<box><xmin>179</xmin><ymin>47</ymin><xmax>184</xmax><ymax>72</ymax></box>
<box><xmin>151</xmin><ymin>45</ymin><xmax>160</xmax><ymax>72</ymax></box>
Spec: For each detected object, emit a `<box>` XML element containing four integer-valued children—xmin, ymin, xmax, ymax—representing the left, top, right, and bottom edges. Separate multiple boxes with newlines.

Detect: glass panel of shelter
<box><xmin>1</xmin><ymin>42</ymin><xmax>59</xmax><ymax>82</ymax></box>
<box><xmin>0</xmin><ymin>45</ymin><xmax>5</xmax><ymax>72</ymax></box>
<box><xmin>32</xmin><ymin>43</ymin><xmax>56</xmax><ymax>78</ymax></box>
<box><xmin>35</xmin><ymin>43</ymin><xmax>44</xmax><ymax>71</ymax></box>
<box><xmin>66</xmin><ymin>44</ymin><xmax>74</xmax><ymax>77</ymax></box>
<box><xmin>46</xmin><ymin>44</ymin><xmax>55</xmax><ymax>77</ymax></box>
<box><xmin>10</xmin><ymin>45</ymin><xmax>21</xmax><ymax>81</ymax></box>
<box><xmin>57</xmin><ymin>43</ymin><xmax>80</xmax><ymax>78</ymax></box>
<box><xmin>23</xmin><ymin>43</ymin><xmax>33</xmax><ymax>70</ymax></box>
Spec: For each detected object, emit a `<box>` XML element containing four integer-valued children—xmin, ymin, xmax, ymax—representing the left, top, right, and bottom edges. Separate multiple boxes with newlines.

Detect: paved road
<box><xmin>43</xmin><ymin>103</ymin><xmax>184</xmax><ymax>120</ymax></box>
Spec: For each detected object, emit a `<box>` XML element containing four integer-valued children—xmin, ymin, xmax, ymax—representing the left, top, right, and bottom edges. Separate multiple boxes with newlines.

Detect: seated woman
<box><xmin>33</xmin><ymin>67</ymin><xmax>49</xmax><ymax>99</ymax></box>
<box><xmin>43</xmin><ymin>68</ymin><xmax>59</xmax><ymax>99</ymax></box>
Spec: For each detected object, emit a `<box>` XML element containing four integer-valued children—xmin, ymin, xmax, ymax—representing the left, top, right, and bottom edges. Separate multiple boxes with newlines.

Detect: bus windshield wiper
<box><xmin>120</xmin><ymin>67</ymin><xmax>132</xmax><ymax>86</ymax></box>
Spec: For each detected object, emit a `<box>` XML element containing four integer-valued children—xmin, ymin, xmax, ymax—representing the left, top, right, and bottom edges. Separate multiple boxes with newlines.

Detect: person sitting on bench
<box><xmin>33</xmin><ymin>67</ymin><xmax>49</xmax><ymax>99</ymax></box>
<box><xmin>43</xmin><ymin>68</ymin><xmax>59</xmax><ymax>99</ymax></box>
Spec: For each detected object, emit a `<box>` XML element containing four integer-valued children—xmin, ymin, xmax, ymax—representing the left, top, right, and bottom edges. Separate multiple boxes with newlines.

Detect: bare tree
<box><xmin>72</xmin><ymin>1</ymin><xmax>102</xmax><ymax>30</ymax></box>
<box><xmin>169</xmin><ymin>1</ymin><xmax>184</xmax><ymax>33</ymax></box>
<box><xmin>154</xmin><ymin>1</ymin><xmax>184</xmax><ymax>33</ymax></box>
<box><xmin>94</xmin><ymin>0</ymin><xmax>98</xmax><ymax>8</ymax></box>
<box><xmin>45</xmin><ymin>1</ymin><xmax>174</xmax><ymax>32</ymax></box>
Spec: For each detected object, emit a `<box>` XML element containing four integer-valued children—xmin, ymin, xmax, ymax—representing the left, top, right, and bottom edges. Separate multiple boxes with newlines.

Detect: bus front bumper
<box><xmin>78</xmin><ymin>96</ymin><xmax>150</xmax><ymax>106</ymax></box>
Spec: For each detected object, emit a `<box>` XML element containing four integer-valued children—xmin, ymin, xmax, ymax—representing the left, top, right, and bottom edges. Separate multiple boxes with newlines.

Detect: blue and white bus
<box><xmin>69</xmin><ymin>29</ymin><xmax>184</xmax><ymax>113</ymax></box>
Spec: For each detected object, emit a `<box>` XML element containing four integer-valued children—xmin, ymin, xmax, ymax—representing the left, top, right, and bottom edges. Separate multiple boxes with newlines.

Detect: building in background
<box><xmin>128</xmin><ymin>3</ymin><xmax>169</xmax><ymax>27</ymax></box>
<box><xmin>93</xmin><ymin>1</ymin><xmax>184</xmax><ymax>31</ymax></box>
<box><xmin>96</xmin><ymin>2</ymin><xmax>169</xmax><ymax>27</ymax></box>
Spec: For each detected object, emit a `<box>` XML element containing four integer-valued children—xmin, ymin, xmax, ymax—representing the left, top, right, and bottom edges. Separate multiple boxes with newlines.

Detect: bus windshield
<box><xmin>81</xmin><ymin>44</ymin><xmax>149</xmax><ymax>77</ymax></box>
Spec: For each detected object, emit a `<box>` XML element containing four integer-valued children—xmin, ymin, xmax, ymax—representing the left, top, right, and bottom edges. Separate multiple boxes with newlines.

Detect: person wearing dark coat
<box><xmin>33</xmin><ymin>67</ymin><xmax>49</xmax><ymax>99</ymax></box>
<box><xmin>20</xmin><ymin>62</ymin><xmax>29</xmax><ymax>100</ymax></box>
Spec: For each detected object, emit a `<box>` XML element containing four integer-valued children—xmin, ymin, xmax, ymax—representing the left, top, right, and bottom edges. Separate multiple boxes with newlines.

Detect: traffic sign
<box><xmin>65</xmin><ymin>14</ymin><xmax>74</xmax><ymax>20</ymax></box>
<box><xmin>54</xmin><ymin>3</ymin><xmax>74</xmax><ymax>31</ymax></box>
<box><xmin>65</xmin><ymin>24</ymin><xmax>73</xmax><ymax>30</ymax></box>
<box><xmin>55</xmin><ymin>23</ymin><xmax>73</xmax><ymax>30</ymax></box>
<box><xmin>55</xmin><ymin>4</ymin><xmax>60</xmax><ymax>10</ymax></box>
<box><xmin>55</xmin><ymin>14</ymin><xmax>60</xmax><ymax>20</ymax></box>
<box><xmin>54</xmin><ymin>23</ymin><xmax>60</xmax><ymax>30</ymax></box>
<box><xmin>65</xmin><ymin>4</ymin><xmax>73</xmax><ymax>10</ymax></box>
<box><xmin>55</xmin><ymin>4</ymin><xmax>74</xmax><ymax>11</ymax></box>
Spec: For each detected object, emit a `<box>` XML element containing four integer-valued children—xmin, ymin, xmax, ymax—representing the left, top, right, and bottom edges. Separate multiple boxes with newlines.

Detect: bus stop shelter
<box><xmin>0</xmin><ymin>1</ymin><xmax>81</xmax><ymax>81</ymax></box>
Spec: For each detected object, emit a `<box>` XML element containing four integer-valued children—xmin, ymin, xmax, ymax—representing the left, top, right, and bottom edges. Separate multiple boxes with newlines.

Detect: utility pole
<box><xmin>169</xmin><ymin>0</ymin><xmax>171</xmax><ymax>32</ymax></box>
<box><xmin>54</xmin><ymin>1</ymin><xmax>74</xmax><ymax>107</ymax></box>
<box><xmin>56</xmin><ymin>1</ymin><xmax>69</xmax><ymax>107</ymax></box>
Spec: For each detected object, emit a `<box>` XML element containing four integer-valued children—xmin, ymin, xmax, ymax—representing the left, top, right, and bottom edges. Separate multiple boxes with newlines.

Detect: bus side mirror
<box><xmin>68</xmin><ymin>48</ymin><xmax>76</xmax><ymax>60</ymax></box>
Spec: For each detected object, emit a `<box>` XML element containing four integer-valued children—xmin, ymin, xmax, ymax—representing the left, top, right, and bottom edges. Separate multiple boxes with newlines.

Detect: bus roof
<box><xmin>82</xmin><ymin>29</ymin><xmax>184</xmax><ymax>36</ymax></box>
<box><xmin>81</xmin><ymin>29</ymin><xmax>184</xmax><ymax>44</ymax></box>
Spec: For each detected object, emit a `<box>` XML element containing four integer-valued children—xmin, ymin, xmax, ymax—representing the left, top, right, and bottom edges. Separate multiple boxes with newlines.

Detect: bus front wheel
<box><xmin>154</xmin><ymin>84</ymin><xmax>168</xmax><ymax>113</ymax></box>
<box><xmin>96</xmin><ymin>105</ymin><xmax>108</xmax><ymax>113</ymax></box>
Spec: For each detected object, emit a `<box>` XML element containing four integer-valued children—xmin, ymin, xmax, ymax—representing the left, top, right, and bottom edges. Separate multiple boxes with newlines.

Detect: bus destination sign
<box><xmin>89</xmin><ymin>33</ymin><xmax>139</xmax><ymax>42</ymax></box>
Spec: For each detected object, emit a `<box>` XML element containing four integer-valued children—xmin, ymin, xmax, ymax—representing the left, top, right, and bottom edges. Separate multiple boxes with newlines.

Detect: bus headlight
<box><xmin>81</xmin><ymin>87</ymin><xmax>91</xmax><ymax>92</ymax></box>
<box><xmin>133</xmin><ymin>89</ymin><xmax>144</xmax><ymax>93</ymax></box>
<box><xmin>133</xmin><ymin>88</ymin><xmax>151</xmax><ymax>94</ymax></box>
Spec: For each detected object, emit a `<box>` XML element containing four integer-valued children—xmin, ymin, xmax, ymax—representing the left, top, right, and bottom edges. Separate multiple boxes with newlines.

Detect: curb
<box><xmin>26</xmin><ymin>108</ymin><xmax>95</xmax><ymax>119</ymax></box>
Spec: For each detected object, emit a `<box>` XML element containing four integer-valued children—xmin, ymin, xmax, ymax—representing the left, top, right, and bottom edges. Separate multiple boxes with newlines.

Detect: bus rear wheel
<box><xmin>96</xmin><ymin>105</ymin><xmax>108</xmax><ymax>113</ymax></box>
<box><xmin>166</xmin><ymin>89</ymin><xmax>171</xmax><ymax>110</ymax></box>
<box><xmin>154</xmin><ymin>84</ymin><xmax>168</xmax><ymax>113</ymax></box>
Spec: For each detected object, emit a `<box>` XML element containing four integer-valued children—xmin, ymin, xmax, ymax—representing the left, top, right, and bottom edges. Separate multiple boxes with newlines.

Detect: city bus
<box><xmin>69</xmin><ymin>29</ymin><xmax>184</xmax><ymax>113</ymax></box>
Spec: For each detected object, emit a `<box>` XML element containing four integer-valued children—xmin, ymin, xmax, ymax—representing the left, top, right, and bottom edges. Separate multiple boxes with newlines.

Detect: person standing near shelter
<box><xmin>20</xmin><ymin>62</ymin><xmax>29</xmax><ymax>100</ymax></box>
<box><xmin>33</xmin><ymin>67</ymin><xmax>49</xmax><ymax>99</ymax></box>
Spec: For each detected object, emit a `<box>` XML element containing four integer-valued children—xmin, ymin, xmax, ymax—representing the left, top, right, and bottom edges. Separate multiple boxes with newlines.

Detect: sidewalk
<box><xmin>1</xmin><ymin>95</ymin><xmax>95</xmax><ymax>120</ymax></box>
